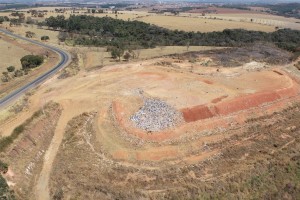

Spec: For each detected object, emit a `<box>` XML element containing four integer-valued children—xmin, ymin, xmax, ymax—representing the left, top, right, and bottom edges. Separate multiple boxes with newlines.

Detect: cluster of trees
<box><xmin>20</xmin><ymin>55</ymin><xmax>44</xmax><ymax>70</ymax></box>
<box><xmin>2</xmin><ymin>55</ymin><xmax>44</xmax><ymax>82</ymax></box>
<box><xmin>263</xmin><ymin>3</ymin><xmax>300</xmax><ymax>19</ymax></box>
<box><xmin>0</xmin><ymin>16</ymin><xmax>9</xmax><ymax>24</ymax></box>
<box><xmin>45</xmin><ymin>15</ymin><xmax>300</xmax><ymax>53</ymax></box>
<box><xmin>1</xmin><ymin>65</ymin><xmax>25</xmax><ymax>82</ymax></box>
<box><xmin>9</xmin><ymin>12</ymin><xmax>25</xmax><ymax>26</ymax></box>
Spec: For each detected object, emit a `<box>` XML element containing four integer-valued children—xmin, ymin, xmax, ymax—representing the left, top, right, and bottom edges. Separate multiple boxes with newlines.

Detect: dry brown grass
<box><xmin>1</xmin><ymin>22</ymin><xmax>59</xmax><ymax>44</ymax></box>
<box><xmin>2</xmin><ymin>7</ymin><xmax>299</xmax><ymax>33</ymax></box>
<box><xmin>137</xmin><ymin>15</ymin><xmax>276</xmax><ymax>32</ymax></box>
<box><xmin>80</xmin><ymin>46</ymin><xmax>224</xmax><ymax>70</ymax></box>
<box><xmin>0</xmin><ymin>38</ymin><xmax>29</xmax><ymax>71</ymax></box>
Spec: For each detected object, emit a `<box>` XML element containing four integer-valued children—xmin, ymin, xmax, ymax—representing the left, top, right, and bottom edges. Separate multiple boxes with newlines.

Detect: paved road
<box><xmin>0</xmin><ymin>28</ymin><xmax>71</xmax><ymax>108</ymax></box>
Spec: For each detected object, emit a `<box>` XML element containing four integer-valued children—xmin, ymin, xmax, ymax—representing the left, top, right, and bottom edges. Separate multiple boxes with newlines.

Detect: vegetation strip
<box><xmin>45</xmin><ymin>15</ymin><xmax>300</xmax><ymax>54</ymax></box>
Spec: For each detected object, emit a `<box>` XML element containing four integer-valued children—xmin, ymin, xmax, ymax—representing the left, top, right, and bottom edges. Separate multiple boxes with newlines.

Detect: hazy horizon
<box><xmin>0</xmin><ymin>0</ymin><xmax>300</xmax><ymax>4</ymax></box>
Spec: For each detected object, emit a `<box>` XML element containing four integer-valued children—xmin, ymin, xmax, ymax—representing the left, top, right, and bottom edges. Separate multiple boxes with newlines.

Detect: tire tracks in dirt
<box><xmin>35</xmin><ymin>100</ymin><xmax>89</xmax><ymax>200</ymax></box>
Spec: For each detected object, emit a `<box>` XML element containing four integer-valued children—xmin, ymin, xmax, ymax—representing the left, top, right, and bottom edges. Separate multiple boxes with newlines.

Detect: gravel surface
<box><xmin>130</xmin><ymin>98</ymin><xmax>183</xmax><ymax>132</ymax></box>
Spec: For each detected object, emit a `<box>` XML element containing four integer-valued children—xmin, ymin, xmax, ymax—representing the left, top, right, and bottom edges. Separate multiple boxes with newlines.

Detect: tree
<box><xmin>0</xmin><ymin>161</ymin><xmax>8</xmax><ymax>174</ymax></box>
<box><xmin>58</xmin><ymin>31</ymin><xmax>68</xmax><ymax>42</ymax></box>
<box><xmin>111</xmin><ymin>47</ymin><xmax>124</xmax><ymax>61</ymax></box>
<box><xmin>7</xmin><ymin>66</ymin><xmax>15</xmax><ymax>72</ymax></box>
<box><xmin>186</xmin><ymin>41</ymin><xmax>190</xmax><ymax>51</ymax></box>
<box><xmin>1</xmin><ymin>72</ymin><xmax>10</xmax><ymax>82</ymax></box>
<box><xmin>41</xmin><ymin>35</ymin><xmax>50</xmax><ymax>41</ymax></box>
<box><xmin>0</xmin><ymin>17</ymin><xmax>4</xmax><ymax>24</ymax></box>
<box><xmin>123</xmin><ymin>52</ymin><xmax>131</xmax><ymax>61</ymax></box>
<box><xmin>3</xmin><ymin>16</ymin><xmax>9</xmax><ymax>22</ymax></box>
<box><xmin>26</xmin><ymin>31</ymin><xmax>35</xmax><ymax>38</ymax></box>
<box><xmin>14</xmin><ymin>69</ymin><xmax>24</xmax><ymax>77</ymax></box>
<box><xmin>26</xmin><ymin>16</ymin><xmax>35</xmax><ymax>24</ymax></box>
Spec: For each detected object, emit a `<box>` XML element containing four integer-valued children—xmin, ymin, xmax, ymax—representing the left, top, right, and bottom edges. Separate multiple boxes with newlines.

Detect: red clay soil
<box><xmin>111</xmin><ymin>95</ymin><xmax>299</xmax><ymax>144</ymax></box>
<box><xmin>182</xmin><ymin>105</ymin><xmax>214</xmax><ymax>123</ymax></box>
<box><xmin>203</xmin><ymin>79</ymin><xmax>214</xmax><ymax>85</ymax></box>
<box><xmin>214</xmin><ymin>91</ymin><xmax>281</xmax><ymax>116</ymax></box>
<box><xmin>181</xmin><ymin>80</ymin><xmax>300</xmax><ymax>122</ymax></box>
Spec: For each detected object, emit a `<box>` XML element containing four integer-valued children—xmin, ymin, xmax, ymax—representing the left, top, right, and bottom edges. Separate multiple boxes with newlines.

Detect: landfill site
<box><xmin>2</xmin><ymin>46</ymin><xmax>300</xmax><ymax>199</ymax></box>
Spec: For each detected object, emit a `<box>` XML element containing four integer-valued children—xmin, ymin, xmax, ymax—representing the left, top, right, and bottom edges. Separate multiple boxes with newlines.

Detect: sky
<box><xmin>0</xmin><ymin>0</ymin><xmax>300</xmax><ymax>3</ymax></box>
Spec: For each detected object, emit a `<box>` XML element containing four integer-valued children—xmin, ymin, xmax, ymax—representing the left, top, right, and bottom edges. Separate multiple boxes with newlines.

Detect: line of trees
<box><xmin>45</xmin><ymin>15</ymin><xmax>300</xmax><ymax>53</ymax></box>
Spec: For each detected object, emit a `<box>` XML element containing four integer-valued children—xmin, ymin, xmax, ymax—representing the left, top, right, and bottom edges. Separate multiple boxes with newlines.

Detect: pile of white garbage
<box><xmin>130</xmin><ymin>98</ymin><xmax>182</xmax><ymax>132</ymax></box>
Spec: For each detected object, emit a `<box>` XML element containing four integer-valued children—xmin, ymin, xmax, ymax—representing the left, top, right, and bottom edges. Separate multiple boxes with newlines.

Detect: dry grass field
<box><xmin>2</xmin><ymin>7</ymin><xmax>299</xmax><ymax>33</ymax></box>
<box><xmin>137</xmin><ymin>15</ymin><xmax>276</xmax><ymax>32</ymax></box>
<box><xmin>0</xmin><ymin>38</ymin><xmax>30</xmax><ymax>71</ymax></box>
<box><xmin>81</xmin><ymin>46</ymin><xmax>224</xmax><ymax>70</ymax></box>
<box><xmin>0</xmin><ymin>32</ymin><xmax>60</xmax><ymax>99</ymax></box>
<box><xmin>1</xmin><ymin>22</ymin><xmax>59</xmax><ymax>44</ymax></box>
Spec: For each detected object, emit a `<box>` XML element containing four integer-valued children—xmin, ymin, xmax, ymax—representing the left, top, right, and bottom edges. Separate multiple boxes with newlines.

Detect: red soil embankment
<box><xmin>181</xmin><ymin>81</ymin><xmax>300</xmax><ymax>123</ymax></box>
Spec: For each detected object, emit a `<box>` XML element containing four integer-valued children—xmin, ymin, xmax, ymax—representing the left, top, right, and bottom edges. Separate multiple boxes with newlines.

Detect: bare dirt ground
<box><xmin>1</xmin><ymin>44</ymin><xmax>300</xmax><ymax>199</ymax></box>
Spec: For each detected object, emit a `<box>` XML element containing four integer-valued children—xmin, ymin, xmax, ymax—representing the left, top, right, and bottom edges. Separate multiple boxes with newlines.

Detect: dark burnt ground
<box><xmin>173</xmin><ymin>43</ymin><xmax>293</xmax><ymax>67</ymax></box>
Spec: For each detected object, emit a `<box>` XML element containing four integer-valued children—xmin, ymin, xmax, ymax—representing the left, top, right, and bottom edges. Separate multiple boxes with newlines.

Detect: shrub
<box><xmin>123</xmin><ymin>52</ymin><xmax>131</xmax><ymax>61</ymax></box>
<box><xmin>111</xmin><ymin>47</ymin><xmax>124</xmax><ymax>61</ymax></box>
<box><xmin>0</xmin><ymin>161</ymin><xmax>8</xmax><ymax>173</ymax></box>
<box><xmin>7</xmin><ymin>66</ymin><xmax>15</xmax><ymax>72</ymax></box>
<box><xmin>41</xmin><ymin>35</ymin><xmax>50</xmax><ymax>41</ymax></box>
<box><xmin>14</xmin><ymin>69</ymin><xmax>23</xmax><ymax>77</ymax></box>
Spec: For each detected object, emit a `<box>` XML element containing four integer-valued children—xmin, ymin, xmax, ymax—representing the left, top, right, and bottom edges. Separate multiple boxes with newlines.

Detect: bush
<box><xmin>7</xmin><ymin>66</ymin><xmax>15</xmax><ymax>72</ymax></box>
<box><xmin>111</xmin><ymin>47</ymin><xmax>124</xmax><ymax>61</ymax></box>
<box><xmin>20</xmin><ymin>55</ymin><xmax>44</xmax><ymax>70</ymax></box>
<box><xmin>14</xmin><ymin>69</ymin><xmax>24</xmax><ymax>77</ymax></box>
<box><xmin>41</xmin><ymin>35</ymin><xmax>50</xmax><ymax>41</ymax></box>
<box><xmin>0</xmin><ymin>161</ymin><xmax>8</xmax><ymax>173</ymax></box>
<box><xmin>123</xmin><ymin>52</ymin><xmax>131</xmax><ymax>61</ymax></box>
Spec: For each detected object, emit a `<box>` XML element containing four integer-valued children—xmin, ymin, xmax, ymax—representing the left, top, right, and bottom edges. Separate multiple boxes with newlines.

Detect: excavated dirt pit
<box><xmin>4</xmin><ymin>52</ymin><xmax>300</xmax><ymax>199</ymax></box>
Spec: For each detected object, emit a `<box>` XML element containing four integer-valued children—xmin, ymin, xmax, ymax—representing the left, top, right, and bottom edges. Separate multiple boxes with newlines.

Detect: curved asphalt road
<box><xmin>0</xmin><ymin>28</ymin><xmax>71</xmax><ymax>108</ymax></box>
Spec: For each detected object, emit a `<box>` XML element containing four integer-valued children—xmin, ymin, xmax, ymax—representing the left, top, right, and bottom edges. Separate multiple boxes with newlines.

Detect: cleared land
<box><xmin>0</xmin><ymin>44</ymin><xmax>300</xmax><ymax>199</ymax></box>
